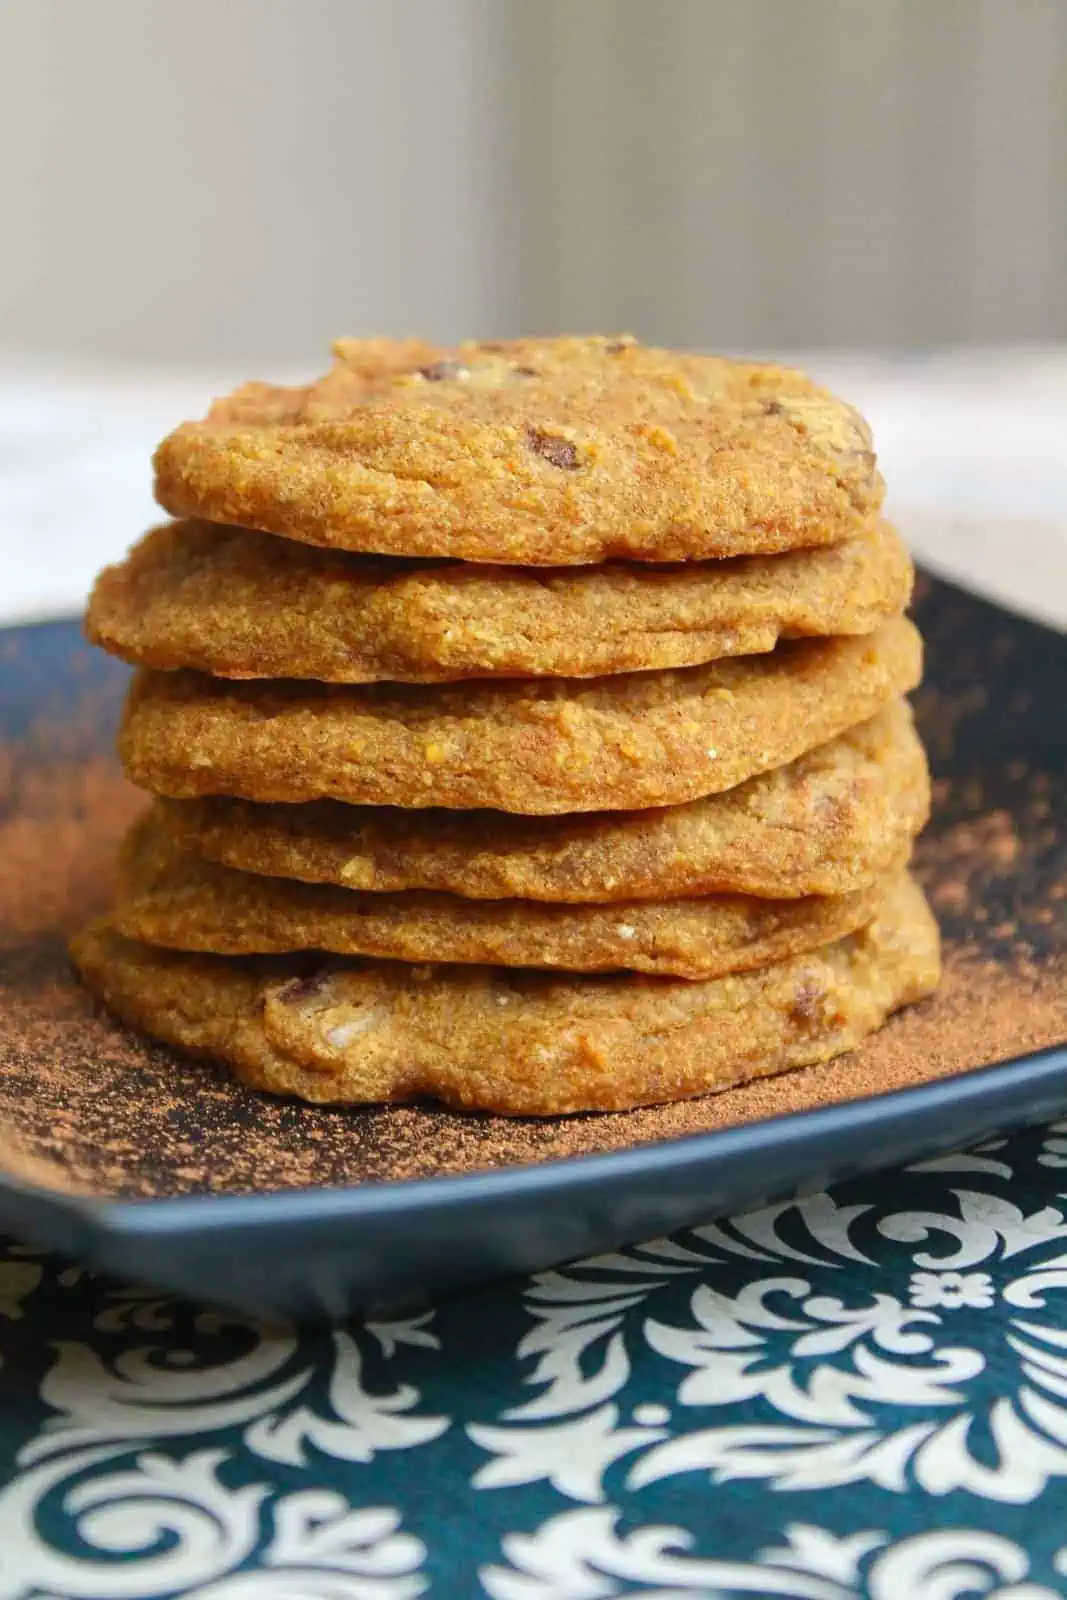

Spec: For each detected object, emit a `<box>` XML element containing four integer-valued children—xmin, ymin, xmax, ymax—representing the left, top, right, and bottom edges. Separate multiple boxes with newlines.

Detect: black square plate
<box><xmin>0</xmin><ymin>575</ymin><xmax>1063</xmax><ymax>1322</ymax></box>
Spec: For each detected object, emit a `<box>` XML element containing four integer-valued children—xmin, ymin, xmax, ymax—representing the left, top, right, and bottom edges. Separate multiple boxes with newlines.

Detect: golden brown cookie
<box><xmin>120</xmin><ymin>618</ymin><xmax>921</xmax><ymax>815</ymax></box>
<box><xmin>114</xmin><ymin>811</ymin><xmax>895</xmax><ymax>980</ymax></box>
<box><xmin>162</xmin><ymin>702</ymin><xmax>929</xmax><ymax>903</ymax></box>
<box><xmin>87</xmin><ymin>517</ymin><xmax>911</xmax><ymax>682</ymax></box>
<box><xmin>152</xmin><ymin>337</ymin><xmax>883</xmax><ymax>566</ymax></box>
<box><xmin>71</xmin><ymin>873</ymin><xmax>940</xmax><ymax>1115</ymax></box>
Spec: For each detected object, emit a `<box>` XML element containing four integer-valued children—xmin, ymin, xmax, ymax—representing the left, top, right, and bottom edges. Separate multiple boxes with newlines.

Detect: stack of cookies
<box><xmin>74</xmin><ymin>337</ymin><xmax>940</xmax><ymax>1115</ymax></box>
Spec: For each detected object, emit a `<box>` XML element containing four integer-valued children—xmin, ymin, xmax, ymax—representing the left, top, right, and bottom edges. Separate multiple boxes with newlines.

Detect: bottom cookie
<box><xmin>71</xmin><ymin>875</ymin><xmax>939</xmax><ymax>1116</ymax></box>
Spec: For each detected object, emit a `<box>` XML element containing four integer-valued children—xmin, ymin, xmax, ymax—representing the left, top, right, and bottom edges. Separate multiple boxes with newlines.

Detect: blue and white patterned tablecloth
<box><xmin>3</xmin><ymin>1121</ymin><xmax>1067</xmax><ymax>1597</ymax></box>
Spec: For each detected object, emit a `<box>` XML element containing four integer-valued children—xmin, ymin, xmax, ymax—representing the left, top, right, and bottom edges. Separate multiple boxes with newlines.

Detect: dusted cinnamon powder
<box><xmin>0</xmin><ymin>584</ymin><xmax>1064</xmax><ymax>1198</ymax></box>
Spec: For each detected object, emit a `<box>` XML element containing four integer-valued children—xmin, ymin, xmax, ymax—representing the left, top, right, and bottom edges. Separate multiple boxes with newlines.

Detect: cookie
<box><xmin>152</xmin><ymin>336</ymin><xmax>883</xmax><ymax>566</ymax></box>
<box><xmin>90</xmin><ymin>514</ymin><xmax>912</xmax><ymax>683</ymax></box>
<box><xmin>120</xmin><ymin>617</ymin><xmax>921</xmax><ymax>815</ymax></box>
<box><xmin>160</xmin><ymin>702</ymin><xmax>928</xmax><ymax>903</ymax></box>
<box><xmin>114</xmin><ymin>811</ymin><xmax>895</xmax><ymax>980</ymax></box>
<box><xmin>71</xmin><ymin>873</ymin><xmax>940</xmax><ymax>1115</ymax></box>
<box><xmin>87</xmin><ymin>517</ymin><xmax>911</xmax><ymax>683</ymax></box>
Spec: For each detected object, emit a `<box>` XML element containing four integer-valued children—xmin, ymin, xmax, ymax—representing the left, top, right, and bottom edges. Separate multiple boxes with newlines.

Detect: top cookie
<box><xmin>152</xmin><ymin>336</ymin><xmax>883</xmax><ymax>565</ymax></box>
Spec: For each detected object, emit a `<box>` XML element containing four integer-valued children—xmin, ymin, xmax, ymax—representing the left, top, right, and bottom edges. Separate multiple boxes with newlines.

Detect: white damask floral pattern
<box><xmin>1038</xmin><ymin>1121</ymin><xmax>1067</xmax><ymax>1168</ymax></box>
<box><xmin>1</xmin><ymin>1123</ymin><xmax>1067</xmax><ymax>1595</ymax></box>
<box><xmin>0</xmin><ymin>1294</ymin><xmax>444</xmax><ymax>1599</ymax></box>
<box><xmin>908</xmin><ymin>1270</ymin><xmax>995</xmax><ymax>1309</ymax></box>
<box><xmin>469</xmin><ymin>1181</ymin><xmax>1067</xmax><ymax>1506</ymax></box>
<box><xmin>482</xmin><ymin>1510</ymin><xmax>1067</xmax><ymax>1599</ymax></box>
<box><xmin>0</xmin><ymin>1452</ymin><xmax>427</xmax><ymax>1599</ymax></box>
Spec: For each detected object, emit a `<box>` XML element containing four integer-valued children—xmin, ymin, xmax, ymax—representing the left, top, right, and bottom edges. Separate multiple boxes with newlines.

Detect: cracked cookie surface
<box><xmin>152</xmin><ymin>336</ymin><xmax>883</xmax><ymax>565</ymax></box>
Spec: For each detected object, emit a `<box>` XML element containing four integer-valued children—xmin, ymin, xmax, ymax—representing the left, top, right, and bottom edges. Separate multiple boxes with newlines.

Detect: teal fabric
<box><xmin>2</xmin><ymin>1122</ymin><xmax>1067</xmax><ymax>1597</ymax></box>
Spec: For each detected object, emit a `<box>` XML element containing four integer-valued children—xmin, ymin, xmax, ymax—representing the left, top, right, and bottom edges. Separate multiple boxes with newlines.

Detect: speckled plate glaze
<box><xmin>0</xmin><ymin>575</ymin><xmax>1064</xmax><ymax>1322</ymax></box>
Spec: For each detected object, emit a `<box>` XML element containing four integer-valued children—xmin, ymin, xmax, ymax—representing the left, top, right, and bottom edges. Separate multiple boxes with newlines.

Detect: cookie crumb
<box><xmin>276</xmin><ymin>972</ymin><xmax>328</xmax><ymax>1005</ymax></box>
<box><xmin>526</xmin><ymin>428</ymin><xmax>582</xmax><ymax>470</ymax></box>
<box><xmin>418</xmin><ymin>360</ymin><xmax>470</xmax><ymax>382</ymax></box>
